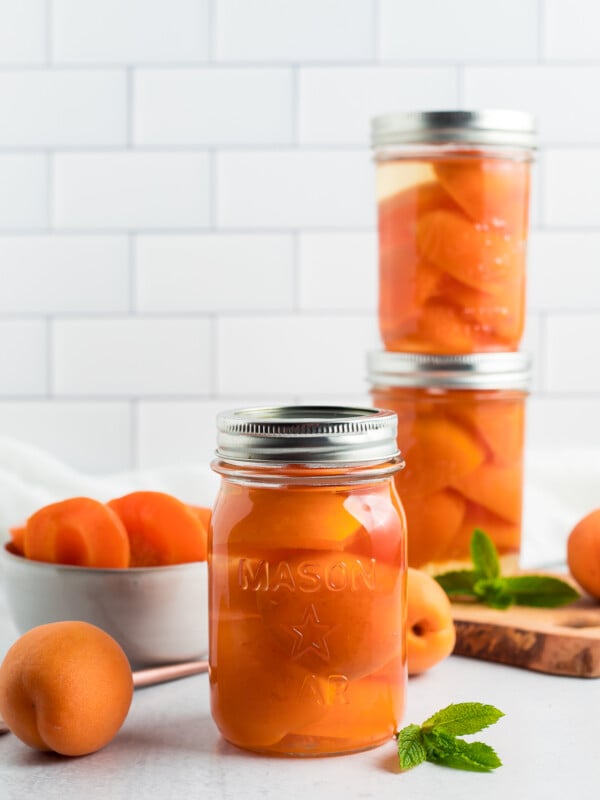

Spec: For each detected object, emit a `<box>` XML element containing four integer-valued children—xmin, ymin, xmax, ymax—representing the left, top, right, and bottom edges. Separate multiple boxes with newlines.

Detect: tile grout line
<box><xmin>45</xmin><ymin>0</ymin><xmax>53</xmax><ymax>65</ymax></box>
<box><xmin>456</xmin><ymin>62</ymin><xmax>465</xmax><ymax>107</ymax></box>
<box><xmin>372</xmin><ymin>0</ymin><xmax>380</xmax><ymax>61</ymax></box>
<box><xmin>207</xmin><ymin>0</ymin><xmax>216</xmax><ymax>62</ymax></box>
<box><xmin>537</xmin><ymin>0</ymin><xmax>546</xmax><ymax>63</ymax></box>
<box><xmin>209</xmin><ymin>149</ymin><xmax>217</xmax><ymax>229</ymax></box>
<box><xmin>210</xmin><ymin>314</ymin><xmax>218</xmax><ymax>400</ymax></box>
<box><xmin>292</xmin><ymin>231</ymin><xmax>301</xmax><ymax>312</ymax></box>
<box><xmin>2</xmin><ymin>386</ymin><xmax>598</xmax><ymax>402</ymax></box>
<box><xmin>2</xmin><ymin>307</ymin><xmax>599</xmax><ymax>320</ymax></box>
<box><xmin>130</xmin><ymin>398</ymin><xmax>139</xmax><ymax>469</ymax></box>
<box><xmin>535</xmin><ymin>148</ymin><xmax>546</xmax><ymax>230</ymax></box>
<box><xmin>0</xmin><ymin>143</ymin><xmax>599</xmax><ymax>154</ymax></box>
<box><xmin>45</xmin><ymin>151</ymin><xmax>54</xmax><ymax>231</ymax></box>
<box><xmin>45</xmin><ymin>315</ymin><xmax>54</xmax><ymax>398</ymax></box>
<box><xmin>291</xmin><ymin>65</ymin><xmax>300</xmax><ymax>147</ymax></box>
<box><xmin>8</xmin><ymin>58</ymin><xmax>600</xmax><ymax>70</ymax></box>
<box><xmin>536</xmin><ymin>311</ymin><xmax>548</xmax><ymax>394</ymax></box>
<box><xmin>128</xmin><ymin>233</ymin><xmax>136</xmax><ymax>313</ymax></box>
<box><xmin>126</xmin><ymin>67</ymin><xmax>134</xmax><ymax>147</ymax></box>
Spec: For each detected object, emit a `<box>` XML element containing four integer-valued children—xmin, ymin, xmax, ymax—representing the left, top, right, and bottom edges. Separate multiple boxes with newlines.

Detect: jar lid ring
<box><xmin>215</xmin><ymin>405</ymin><xmax>401</xmax><ymax>464</ymax></box>
<box><xmin>372</xmin><ymin>109</ymin><xmax>537</xmax><ymax>149</ymax></box>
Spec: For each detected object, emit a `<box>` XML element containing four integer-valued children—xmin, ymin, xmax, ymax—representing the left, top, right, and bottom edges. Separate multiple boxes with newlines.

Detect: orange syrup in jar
<box><xmin>373</xmin><ymin>110</ymin><xmax>536</xmax><ymax>354</ymax></box>
<box><xmin>209</xmin><ymin>407</ymin><xmax>407</xmax><ymax>756</ymax></box>
<box><xmin>368</xmin><ymin>352</ymin><xmax>531</xmax><ymax>575</ymax></box>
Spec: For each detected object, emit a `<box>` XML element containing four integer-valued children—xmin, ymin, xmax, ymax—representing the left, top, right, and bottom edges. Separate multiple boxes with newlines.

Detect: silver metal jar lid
<box><xmin>371</xmin><ymin>109</ymin><xmax>537</xmax><ymax>150</ymax></box>
<box><xmin>215</xmin><ymin>405</ymin><xmax>401</xmax><ymax>465</ymax></box>
<box><xmin>367</xmin><ymin>351</ymin><xmax>532</xmax><ymax>391</ymax></box>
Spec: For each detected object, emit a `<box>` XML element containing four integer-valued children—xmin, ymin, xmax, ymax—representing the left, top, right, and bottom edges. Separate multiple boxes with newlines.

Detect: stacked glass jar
<box><xmin>369</xmin><ymin>110</ymin><xmax>536</xmax><ymax>574</ymax></box>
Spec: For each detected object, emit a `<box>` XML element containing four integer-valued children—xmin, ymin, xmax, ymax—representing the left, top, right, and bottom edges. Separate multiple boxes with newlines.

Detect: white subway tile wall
<box><xmin>52</xmin><ymin>0</ymin><xmax>210</xmax><ymax>64</ymax></box>
<box><xmin>53</xmin><ymin>152</ymin><xmax>211</xmax><ymax>229</ymax></box>
<box><xmin>0</xmin><ymin>1</ymin><xmax>598</xmax><ymax>472</ymax></box>
<box><xmin>0</xmin><ymin>70</ymin><xmax>127</xmax><ymax>147</ymax></box>
<box><xmin>0</xmin><ymin>320</ymin><xmax>47</xmax><ymax>395</ymax></box>
<box><xmin>0</xmin><ymin>1</ymin><xmax>46</xmax><ymax>64</ymax></box>
<box><xmin>133</xmin><ymin>68</ymin><xmax>294</xmax><ymax>146</ymax></box>
<box><xmin>52</xmin><ymin>318</ymin><xmax>212</xmax><ymax>396</ymax></box>
<box><xmin>298</xmin><ymin>67</ymin><xmax>458</xmax><ymax>144</ymax></box>
<box><xmin>217</xmin><ymin>314</ymin><xmax>380</xmax><ymax>396</ymax></box>
<box><xmin>215</xmin><ymin>0</ymin><xmax>374</xmax><ymax>62</ymax></box>
<box><xmin>0</xmin><ymin>235</ymin><xmax>129</xmax><ymax>313</ymax></box>
<box><xmin>463</xmin><ymin>67</ymin><xmax>600</xmax><ymax>144</ymax></box>
<box><xmin>0</xmin><ymin>402</ymin><xmax>132</xmax><ymax>473</ymax></box>
<box><xmin>216</xmin><ymin>150</ymin><xmax>374</xmax><ymax>228</ymax></box>
<box><xmin>135</xmin><ymin>235</ymin><xmax>295</xmax><ymax>312</ymax></box>
<box><xmin>0</xmin><ymin>155</ymin><xmax>47</xmax><ymax>228</ymax></box>
<box><xmin>379</xmin><ymin>0</ymin><xmax>539</xmax><ymax>62</ymax></box>
<box><xmin>298</xmin><ymin>233</ymin><xmax>377</xmax><ymax>311</ymax></box>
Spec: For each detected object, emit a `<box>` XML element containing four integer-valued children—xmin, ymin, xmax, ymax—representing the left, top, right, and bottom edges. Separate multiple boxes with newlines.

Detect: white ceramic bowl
<box><xmin>0</xmin><ymin>544</ymin><xmax>208</xmax><ymax>668</ymax></box>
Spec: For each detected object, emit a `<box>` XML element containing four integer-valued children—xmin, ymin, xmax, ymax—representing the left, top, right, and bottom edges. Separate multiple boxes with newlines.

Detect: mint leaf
<box><xmin>422</xmin><ymin>702</ymin><xmax>504</xmax><ymax>736</ymax></box>
<box><xmin>502</xmin><ymin>575</ymin><xmax>579</xmax><ymax>608</ymax></box>
<box><xmin>435</xmin><ymin>529</ymin><xmax>580</xmax><ymax>611</ymax></box>
<box><xmin>471</xmin><ymin>528</ymin><xmax>500</xmax><ymax>580</ymax></box>
<box><xmin>435</xmin><ymin>570</ymin><xmax>477</xmax><ymax>597</ymax></box>
<box><xmin>397</xmin><ymin>724</ymin><xmax>427</xmax><ymax>770</ymax></box>
<box><xmin>473</xmin><ymin>578</ymin><xmax>514</xmax><ymax>609</ymax></box>
<box><xmin>422</xmin><ymin>728</ymin><xmax>461</xmax><ymax>757</ymax></box>
<box><xmin>396</xmin><ymin>703</ymin><xmax>504</xmax><ymax>773</ymax></box>
<box><xmin>456</xmin><ymin>740</ymin><xmax>502</xmax><ymax>771</ymax></box>
<box><xmin>426</xmin><ymin>736</ymin><xmax>502</xmax><ymax>772</ymax></box>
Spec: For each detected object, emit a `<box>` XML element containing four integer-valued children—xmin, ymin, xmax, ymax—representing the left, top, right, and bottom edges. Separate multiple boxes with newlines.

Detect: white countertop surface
<box><xmin>1</xmin><ymin>581</ymin><xmax>598</xmax><ymax>800</ymax></box>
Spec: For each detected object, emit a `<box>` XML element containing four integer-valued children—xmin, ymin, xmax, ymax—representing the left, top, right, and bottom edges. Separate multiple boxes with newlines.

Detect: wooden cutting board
<box><xmin>451</xmin><ymin>579</ymin><xmax>600</xmax><ymax>678</ymax></box>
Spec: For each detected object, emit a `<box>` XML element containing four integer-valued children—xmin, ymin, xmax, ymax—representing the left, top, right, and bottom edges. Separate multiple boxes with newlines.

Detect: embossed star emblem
<box><xmin>287</xmin><ymin>604</ymin><xmax>333</xmax><ymax>663</ymax></box>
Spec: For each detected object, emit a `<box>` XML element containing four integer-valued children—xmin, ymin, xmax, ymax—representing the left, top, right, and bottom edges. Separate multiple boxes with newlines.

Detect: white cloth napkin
<box><xmin>0</xmin><ymin>437</ymin><xmax>595</xmax><ymax>569</ymax></box>
<box><xmin>521</xmin><ymin>447</ymin><xmax>600</xmax><ymax>568</ymax></box>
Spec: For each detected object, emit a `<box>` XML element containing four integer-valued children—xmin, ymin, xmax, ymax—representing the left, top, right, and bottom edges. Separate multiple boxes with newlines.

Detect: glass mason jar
<box><xmin>372</xmin><ymin>110</ymin><xmax>537</xmax><ymax>354</ymax></box>
<box><xmin>209</xmin><ymin>406</ymin><xmax>406</xmax><ymax>757</ymax></box>
<box><xmin>368</xmin><ymin>352</ymin><xmax>531</xmax><ymax>575</ymax></box>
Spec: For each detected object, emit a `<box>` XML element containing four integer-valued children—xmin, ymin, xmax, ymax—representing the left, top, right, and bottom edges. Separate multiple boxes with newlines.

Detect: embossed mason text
<box><xmin>237</xmin><ymin>558</ymin><xmax>376</xmax><ymax>592</ymax></box>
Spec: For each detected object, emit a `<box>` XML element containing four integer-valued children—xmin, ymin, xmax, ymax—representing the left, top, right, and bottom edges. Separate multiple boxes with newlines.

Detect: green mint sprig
<box><xmin>397</xmin><ymin>702</ymin><xmax>504</xmax><ymax>772</ymax></box>
<box><xmin>436</xmin><ymin>529</ymin><xmax>579</xmax><ymax>610</ymax></box>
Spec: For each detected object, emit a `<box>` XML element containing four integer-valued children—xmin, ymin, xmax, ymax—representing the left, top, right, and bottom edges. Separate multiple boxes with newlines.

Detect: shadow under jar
<box><xmin>209</xmin><ymin>406</ymin><xmax>407</xmax><ymax>757</ymax></box>
<box><xmin>368</xmin><ymin>352</ymin><xmax>531</xmax><ymax>575</ymax></box>
<box><xmin>372</xmin><ymin>110</ymin><xmax>537</xmax><ymax>354</ymax></box>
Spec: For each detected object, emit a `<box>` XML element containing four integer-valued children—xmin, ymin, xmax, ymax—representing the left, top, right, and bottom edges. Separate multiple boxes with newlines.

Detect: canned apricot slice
<box><xmin>417</xmin><ymin>208</ymin><xmax>523</xmax><ymax>294</ymax></box>
<box><xmin>402</xmin><ymin>490</ymin><xmax>466</xmax><ymax>569</ymax></box>
<box><xmin>398</xmin><ymin>417</ymin><xmax>485</xmax><ymax>497</ymax></box>
<box><xmin>378</xmin><ymin>180</ymin><xmax>457</xmax><ymax>253</ymax></box>
<box><xmin>210</xmin><ymin>614</ymin><xmax>325</xmax><ymax>749</ymax></box>
<box><xmin>441</xmin><ymin>273</ymin><xmax>524</xmax><ymax>345</ymax></box>
<box><xmin>434</xmin><ymin>157</ymin><xmax>530</xmax><ymax>233</ymax></box>
<box><xmin>449</xmin><ymin>507</ymin><xmax>520</xmax><ymax>560</ymax></box>
<box><xmin>291</xmin><ymin>656</ymin><xmax>404</xmax><ymax>745</ymax></box>
<box><xmin>380</xmin><ymin>250</ymin><xmax>440</xmax><ymax>319</ymax></box>
<box><xmin>253</xmin><ymin>553</ymin><xmax>403</xmax><ymax>679</ymax></box>
<box><xmin>416</xmin><ymin>298</ymin><xmax>475</xmax><ymax>353</ymax></box>
<box><xmin>452</xmin><ymin>462</ymin><xmax>522</xmax><ymax>524</ymax></box>
<box><xmin>451</xmin><ymin>399</ymin><xmax>525</xmax><ymax>465</ymax></box>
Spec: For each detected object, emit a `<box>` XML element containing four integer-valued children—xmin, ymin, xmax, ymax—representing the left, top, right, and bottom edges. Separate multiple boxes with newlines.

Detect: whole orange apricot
<box><xmin>407</xmin><ymin>567</ymin><xmax>456</xmax><ymax>675</ymax></box>
<box><xmin>0</xmin><ymin>621</ymin><xmax>133</xmax><ymax>756</ymax></box>
<box><xmin>567</xmin><ymin>509</ymin><xmax>600</xmax><ymax>599</ymax></box>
